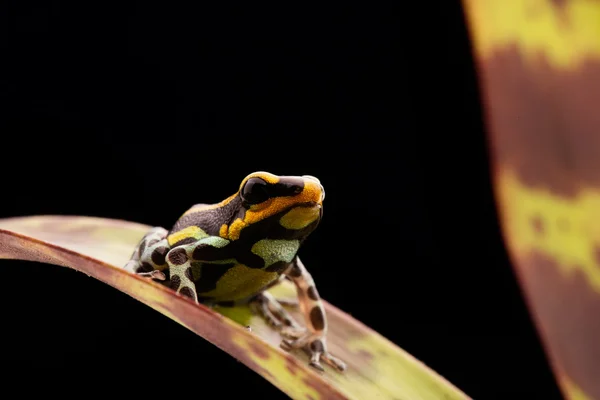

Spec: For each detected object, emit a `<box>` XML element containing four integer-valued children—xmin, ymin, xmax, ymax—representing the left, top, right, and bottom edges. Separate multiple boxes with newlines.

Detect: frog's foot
<box><xmin>274</xmin><ymin>298</ymin><xmax>299</xmax><ymax>309</ymax></box>
<box><xmin>280</xmin><ymin>325</ymin><xmax>306</xmax><ymax>340</ymax></box>
<box><xmin>281</xmin><ymin>336</ymin><xmax>347</xmax><ymax>372</ymax></box>
<box><xmin>124</xmin><ymin>226</ymin><xmax>169</xmax><ymax>281</ymax></box>
<box><xmin>250</xmin><ymin>296</ymin><xmax>282</xmax><ymax>329</ymax></box>
<box><xmin>250</xmin><ymin>292</ymin><xmax>302</xmax><ymax>330</ymax></box>
<box><xmin>138</xmin><ymin>270</ymin><xmax>166</xmax><ymax>280</ymax></box>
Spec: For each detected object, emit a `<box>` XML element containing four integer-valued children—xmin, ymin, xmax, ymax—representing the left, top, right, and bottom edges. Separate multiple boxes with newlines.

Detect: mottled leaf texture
<box><xmin>461</xmin><ymin>1</ymin><xmax>600</xmax><ymax>399</ymax></box>
<box><xmin>0</xmin><ymin>216</ymin><xmax>469</xmax><ymax>400</ymax></box>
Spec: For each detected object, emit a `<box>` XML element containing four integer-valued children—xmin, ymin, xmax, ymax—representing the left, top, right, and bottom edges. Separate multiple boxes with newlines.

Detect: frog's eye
<box><xmin>241</xmin><ymin>177</ymin><xmax>270</xmax><ymax>205</ymax></box>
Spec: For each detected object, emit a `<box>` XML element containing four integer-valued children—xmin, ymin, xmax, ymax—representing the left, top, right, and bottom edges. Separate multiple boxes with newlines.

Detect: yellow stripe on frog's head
<box><xmin>236</xmin><ymin>171</ymin><xmax>325</xmax><ymax>229</ymax></box>
<box><xmin>238</xmin><ymin>171</ymin><xmax>281</xmax><ymax>188</ymax></box>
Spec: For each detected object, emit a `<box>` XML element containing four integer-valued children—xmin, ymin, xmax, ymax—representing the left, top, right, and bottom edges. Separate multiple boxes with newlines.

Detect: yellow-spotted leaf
<box><xmin>0</xmin><ymin>215</ymin><xmax>470</xmax><ymax>400</ymax></box>
<box><xmin>462</xmin><ymin>1</ymin><xmax>600</xmax><ymax>399</ymax></box>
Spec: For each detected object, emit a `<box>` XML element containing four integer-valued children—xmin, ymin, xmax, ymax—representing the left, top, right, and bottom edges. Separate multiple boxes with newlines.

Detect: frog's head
<box><xmin>229</xmin><ymin>171</ymin><xmax>325</xmax><ymax>241</ymax></box>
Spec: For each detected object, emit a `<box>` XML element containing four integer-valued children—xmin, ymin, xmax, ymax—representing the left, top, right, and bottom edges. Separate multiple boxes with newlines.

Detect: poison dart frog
<box><xmin>124</xmin><ymin>172</ymin><xmax>346</xmax><ymax>372</ymax></box>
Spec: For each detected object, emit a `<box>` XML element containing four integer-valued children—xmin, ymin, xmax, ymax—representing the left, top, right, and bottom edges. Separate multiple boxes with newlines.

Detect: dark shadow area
<box><xmin>3</xmin><ymin>2</ymin><xmax>563</xmax><ymax>399</ymax></box>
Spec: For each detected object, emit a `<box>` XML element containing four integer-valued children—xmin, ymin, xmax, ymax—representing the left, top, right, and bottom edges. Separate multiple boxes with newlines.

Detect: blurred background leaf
<box><xmin>461</xmin><ymin>1</ymin><xmax>600</xmax><ymax>399</ymax></box>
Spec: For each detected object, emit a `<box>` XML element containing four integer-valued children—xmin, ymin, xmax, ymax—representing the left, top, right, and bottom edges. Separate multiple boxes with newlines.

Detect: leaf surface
<box><xmin>0</xmin><ymin>215</ymin><xmax>470</xmax><ymax>400</ymax></box>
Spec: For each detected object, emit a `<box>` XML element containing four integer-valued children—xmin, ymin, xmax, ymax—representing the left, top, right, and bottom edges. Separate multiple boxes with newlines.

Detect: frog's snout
<box><xmin>319</xmin><ymin>185</ymin><xmax>325</xmax><ymax>202</ymax></box>
<box><xmin>302</xmin><ymin>175</ymin><xmax>320</xmax><ymax>184</ymax></box>
<box><xmin>302</xmin><ymin>175</ymin><xmax>325</xmax><ymax>204</ymax></box>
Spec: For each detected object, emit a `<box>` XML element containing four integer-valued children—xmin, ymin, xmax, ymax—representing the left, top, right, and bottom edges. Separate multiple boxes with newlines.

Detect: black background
<box><xmin>4</xmin><ymin>2</ymin><xmax>563</xmax><ymax>399</ymax></box>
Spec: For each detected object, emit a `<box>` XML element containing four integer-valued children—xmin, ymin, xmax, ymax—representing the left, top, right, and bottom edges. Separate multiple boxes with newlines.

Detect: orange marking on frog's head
<box><xmin>226</xmin><ymin>172</ymin><xmax>325</xmax><ymax>240</ymax></box>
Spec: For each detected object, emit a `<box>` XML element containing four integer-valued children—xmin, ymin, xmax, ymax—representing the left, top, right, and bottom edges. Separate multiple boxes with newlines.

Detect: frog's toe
<box><xmin>321</xmin><ymin>351</ymin><xmax>347</xmax><ymax>372</ymax></box>
<box><xmin>281</xmin><ymin>336</ymin><xmax>347</xmax><ymax>373</ymax></box>
<box><xmin>138</xmin><ymin>270</ymin><xmax>166</xmax><ymax>280</ymax></box>
<box><xmin>275</xmin><ymin>297</ymin><xmax>299</xmax><ymax>309</ymax></box>
<box><xmin>309</xmin><ymin>359</ymin><xmax>325</xmax><ymax>372</ymax></box>
<box><xmin>280</xmin><ymin>338</ymin><xmax>295</xmax><ymax>352</ymax></box>
<box><xmin>250</xmin><ymin>298</ymin><xmax>283</xmax><ymax>329</ymax></box>
<box><xmin>251</xmin><ymin>292</ymin><xmax>302</xmax><ymax>331</ymax></box>
<box><xmin>280</xmin><ymin>326</ymin><xmax>306</xmax><ymax>340</ymax></box>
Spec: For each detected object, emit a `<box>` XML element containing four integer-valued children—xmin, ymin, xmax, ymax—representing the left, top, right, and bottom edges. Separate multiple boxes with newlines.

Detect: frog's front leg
<box><xmin>164</xmin><ymin>245</ymin><xmax>199</xmax><ymax>301</ymax></box>
<box><xmin>280</xmin><ymin>257</ymin><xmax>347</xmax><ymax>372</ymax></box>
<box><xmin>124</xmin><ymin>227</ymin><xmax>169</xmax><ymax>280</ymax></box>
<box><xmin>164</xmin><ymin>236</ymin><xmax>232</xmax><ymax>302</ymax></box>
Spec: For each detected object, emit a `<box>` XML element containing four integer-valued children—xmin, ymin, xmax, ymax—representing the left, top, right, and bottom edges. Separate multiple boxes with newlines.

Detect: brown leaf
<box><xmin>0</xmin><ymin>215</ymin><xmax>470</xmax><ymax>400</ymax></box>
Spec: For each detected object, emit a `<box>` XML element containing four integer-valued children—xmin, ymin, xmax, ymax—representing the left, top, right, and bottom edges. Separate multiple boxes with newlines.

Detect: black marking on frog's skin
<box><xmin>184</xmin><ymin>266</ymin><xmax>194</xmax><ymax>281</ymax></box>
<box><xmin>171</xmin><ymin>237</ymin><xmax>196</xmax><ymax>247</ymax></box>
<box><xmin>241</xmin><ymin>176</ymin><xmax>305</xmax><ymax>206</ymax></box>
<box><xmin>168</xmin><ymin>248</ymin><xmax>188</xmax><ymax>265</ymax></box>
<box><xmin>237</xmin><ymin>203</ymin><xmax>321</xmax><ymax>243</ymax></box>
<box><xmin>265</xmin><ymin>260</ymin><xmax>291</xmax><ymax>273</ymax></box>
<box><xmin>151</xmin><ymin>246</ymin><xmax>169</xmax><ymax>265</ymax></box>
<box><xmin>192</xmin><ymin>244</ymin><xmax>232</xmax><ymax>262</ymax></box>
<box><xmin>236</xmin><ymin>251</ymin><xmax>265</xmax><ymax>269</ymax></box>
<box><xmin>169</xmin><ymin>275</ymin><xmax>181</xmax><ymax>290</ymax></box>
<box><xmin>287</xmin><ymin>262</ymin><xmax>303</xmax><ymax>278</ymax></box>
<box><xmin>138</xmin><ymin>241</ymin><xmax>146</xmax><ymax>257</ymax></box>
<box><xmin>310</xmin><ymin>306</ymin><xmax>325</xmax><ymax>331</ymax></box>
<box><xmin>194</xmin><ymin>262</ymin><xmax>236</xmax><ymax>293</ymax></box>
<box><xmin>307</xmin><ymin>286</ymin><xmax>319</xmax><ymax>301</ymax></box>
<box><xmin>140</xmin><ymin>262</ymin><xmax>154</xmax><ymax>272</ymax></box>
<box><xmin>310</xmin><ymin>339</ymin><xmax>324</xmax><ymax>353</ymax></box>
<box><xmin>270</xmin><ymin>177</ymin><xmax>305</xmax><ymax>198</ymax></box>
<box><xmin>179</xmin><ymin>287</ymin><xmax>195</xmax><ymax>299</ymax></box>
<box><xmin>170</xmin><ymin>196</ymin><xmax>245</xmax><ymax>237</ymax></box>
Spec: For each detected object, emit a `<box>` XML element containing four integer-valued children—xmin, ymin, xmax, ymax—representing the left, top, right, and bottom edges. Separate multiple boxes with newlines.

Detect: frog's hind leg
<box><xmin>279</xmin><ymin>257</ymin><xmax>347</xmax><ymax>372</ymax></box>
<box><xmin>124</xmin><ymin>227</ymin><xmax>169</xmax><ymax>281</ymax></box>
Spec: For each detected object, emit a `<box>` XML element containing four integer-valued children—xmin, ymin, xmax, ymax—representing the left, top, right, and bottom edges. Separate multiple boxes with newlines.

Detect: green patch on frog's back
<box><xmin>251</xmin><ymin>239</ymin><xmax>300</xmax><ymax>267</ymax></box>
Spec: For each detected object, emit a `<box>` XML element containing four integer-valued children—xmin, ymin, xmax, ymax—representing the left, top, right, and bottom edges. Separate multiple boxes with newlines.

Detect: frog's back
<box><xmin>167</xmin><ymin>194</ymin><xmax>242</xmax><ymax>247</ymax></box>
<box><xmin>164</xmin><ymin>194</ymin><xmax>281</xmax><ymax>302</ymax></box>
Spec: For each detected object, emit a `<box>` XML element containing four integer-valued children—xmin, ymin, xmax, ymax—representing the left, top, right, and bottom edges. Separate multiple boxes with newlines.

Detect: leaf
<box><xmin>461</xmin><ymin>1</ymin><xmax>600</xmax><ymax>399</ymax></box>
<box><xmin>0</xmin><ymin>215</ymin><xmax>469</xmax><ymax>400</ymax></box>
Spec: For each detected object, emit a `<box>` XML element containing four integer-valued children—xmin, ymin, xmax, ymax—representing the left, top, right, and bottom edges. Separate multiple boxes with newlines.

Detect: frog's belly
<box><xmin>196</xmin><ymin>263</ymin><xmax>282</xmax><ymax>302</ymax></box>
